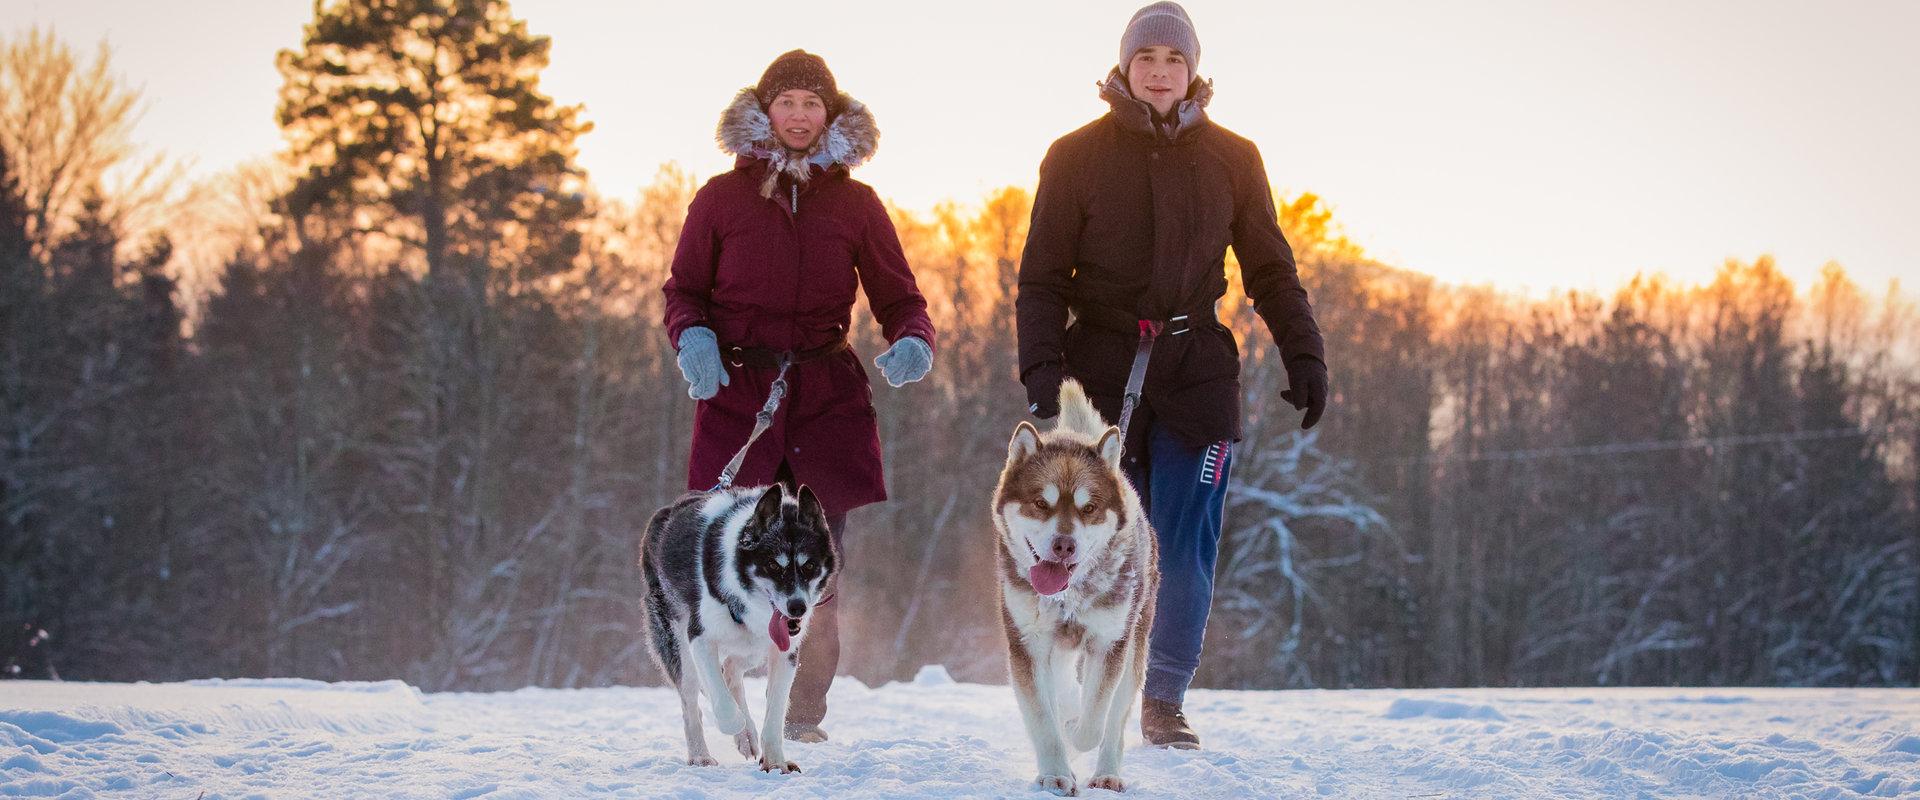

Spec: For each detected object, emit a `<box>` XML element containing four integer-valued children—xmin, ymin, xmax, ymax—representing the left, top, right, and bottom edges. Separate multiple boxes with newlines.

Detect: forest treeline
<box><xmin>3</xmin><ymin>4</ymin><xmax>1915</xmax><ymax>690</ymax></box>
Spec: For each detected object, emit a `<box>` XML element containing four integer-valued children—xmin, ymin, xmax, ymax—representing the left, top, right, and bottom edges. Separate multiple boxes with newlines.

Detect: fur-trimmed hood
<box><xmin>715</xmin><ymin>87</ymin><xmax>879</xmax><ymax>199</ymax></box>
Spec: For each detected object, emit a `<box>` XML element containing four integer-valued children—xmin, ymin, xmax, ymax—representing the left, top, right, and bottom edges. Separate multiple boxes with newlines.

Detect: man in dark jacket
<box><xmin>1016</xmin><ymin>2</ymin><xmax>1329</xmax><ymax>749</ymax></box>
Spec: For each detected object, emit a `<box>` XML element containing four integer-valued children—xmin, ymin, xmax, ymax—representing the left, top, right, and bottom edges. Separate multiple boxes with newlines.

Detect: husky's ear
<box><xmin>1095</xmin><ymin>426</ymin><xmax>1123</xmax><ymax>469</ymax></box>
<box><xmin>1008</xmin><ymin>420</ymin><xmax>1041</xmax><ymax>464</ymax></box>
<box><xmin>750</xmin><ymin>484</ymin><xmax>786</xmax><ymax>543</ymax></box>
<box><xmin>795</xmin><ymin>484</ymin><xmax>830</xmax><ymax>532</ymax></box>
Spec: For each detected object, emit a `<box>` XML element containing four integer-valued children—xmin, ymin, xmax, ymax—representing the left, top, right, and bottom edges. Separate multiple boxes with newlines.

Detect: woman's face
<box><xmin>1127</xmin><ymin>46</ymin><xmax>1190</xmax><ymax>117</ymax></box>
<box><xmin>768</xmin><ymin>89</ymin><xmax>828</xmax><ymax>151</ymax></box>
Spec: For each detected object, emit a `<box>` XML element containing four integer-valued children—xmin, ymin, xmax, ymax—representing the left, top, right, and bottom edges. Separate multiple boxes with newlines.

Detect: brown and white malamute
<box><xmin>993</xmin><ymin>379</ymin><xmax>1158</xmax><ymax>795</ymax></box>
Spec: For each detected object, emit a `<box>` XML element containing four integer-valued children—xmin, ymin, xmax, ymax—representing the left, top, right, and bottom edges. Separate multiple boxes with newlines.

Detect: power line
<box><xmin>1373</xmin><ymin>424</ymin><xmax>1912</xmax><ymax>466</ymax></box>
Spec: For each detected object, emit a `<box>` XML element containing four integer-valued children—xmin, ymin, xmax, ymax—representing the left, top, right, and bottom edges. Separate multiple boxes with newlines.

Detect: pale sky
<box><xmin>6</xmin><ymin>0</ymin><xmax>1916</xmax><ymax>294</ymax></box>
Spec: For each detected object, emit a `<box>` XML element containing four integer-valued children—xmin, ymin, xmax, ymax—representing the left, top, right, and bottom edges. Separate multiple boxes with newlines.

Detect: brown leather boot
<box><xmin>1140</xmin><ymin>697</ymin><xmax>1200</xmax><ymax>749</ymax></box>
<box><xmin>782</xmin><ymin>721</ymin><xmax>829</xmax><ymax>743</ymax></box>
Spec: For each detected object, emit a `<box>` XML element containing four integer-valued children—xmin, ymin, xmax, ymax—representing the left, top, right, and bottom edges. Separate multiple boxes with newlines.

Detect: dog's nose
<box><xmin>786</xmin><ymin>599</ymin><xmax>808</xmax><ymax>619</ymax></box>
<box><xmin>1050</xmin><ymin>536</ymin><xmax>1076</xmax><ymax>561</ymax></box>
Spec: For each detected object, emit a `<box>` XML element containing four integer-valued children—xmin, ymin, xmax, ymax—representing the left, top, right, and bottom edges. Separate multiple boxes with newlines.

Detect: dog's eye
<box><xmin>1031</xmin><ymin>498</ymin><xmax>1050</xmax><ymax>512</ymax></box>
<box><xmin>1081</xmin><ymin>502</ymin><xmax>1096</xmax><ymax>514</ymax></box>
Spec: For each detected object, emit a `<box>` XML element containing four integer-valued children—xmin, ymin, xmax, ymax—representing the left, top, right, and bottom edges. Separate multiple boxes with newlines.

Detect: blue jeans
<box><xmin>1122</xmin><ymin>420</ymin><xmax>1233</xmax><ymax>706</ymax></box>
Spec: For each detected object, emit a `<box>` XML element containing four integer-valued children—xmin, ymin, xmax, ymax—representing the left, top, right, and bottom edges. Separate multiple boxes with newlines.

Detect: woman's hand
<box><xmin>873</xmin><ymin>336</ymin><xmax>932</xmax><ymax>388</ymax></box>
<box><xmin>675</xmin><ymin>327</ymin><xmax>730</xmax><ymax>400</ymax></box>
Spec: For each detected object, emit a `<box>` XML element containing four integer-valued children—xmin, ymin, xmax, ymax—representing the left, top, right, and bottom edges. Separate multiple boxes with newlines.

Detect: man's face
<box><xmin>1126</xmin><ymin>45</ymin><xmax>1190</xmax><ymax>117</ymax></box>
<box><xmin>768</xmin><ymin>89</ymin><xmax>827</xmax><ymax>151</ymax></box>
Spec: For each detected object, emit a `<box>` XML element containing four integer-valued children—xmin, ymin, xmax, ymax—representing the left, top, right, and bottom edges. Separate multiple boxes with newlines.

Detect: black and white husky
<box><xmin>994</xmin><ymin>379</ymin><xmax>1159</xmax><ymax>795</ymax></box>
<box><xmin>640</xmin><ymin>483</ymin><xmax>838</xmax><ymax>772</ymax></box>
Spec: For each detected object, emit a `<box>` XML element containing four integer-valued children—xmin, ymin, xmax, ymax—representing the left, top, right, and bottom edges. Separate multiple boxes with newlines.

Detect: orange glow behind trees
<box><xmin>3</xmin><ymin>16</ymin><xmax>1916</xmax><ymax>690</ymax></box>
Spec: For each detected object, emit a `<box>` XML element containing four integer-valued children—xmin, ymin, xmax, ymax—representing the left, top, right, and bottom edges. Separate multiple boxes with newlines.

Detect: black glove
<box><xmin>1280</xmin><ymin>356</ymin><xmax>1328</xmax><ymax>430</ymax></box>
<box><xmin>1022</xmin><ymin>361</ymin><xmax>1064</xmax><ymax>420</ymax></box>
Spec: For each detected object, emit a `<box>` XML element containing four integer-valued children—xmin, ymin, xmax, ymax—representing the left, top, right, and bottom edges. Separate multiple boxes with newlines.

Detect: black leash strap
<box><xmin>1114</xmin><ymin>316</ymin><xmax>1166</xmax><ymax>442</ymax></box>
<box><xmin>712</xmin><ymin>352</ymin><xmax>793</xmax><ymax>491</ymax></box>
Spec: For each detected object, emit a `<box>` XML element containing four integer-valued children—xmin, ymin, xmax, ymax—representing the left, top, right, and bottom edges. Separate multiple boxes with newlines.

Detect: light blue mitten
<box><xmin>675</xmin><ymin>327</ymin><xmax>729</xmax><ymax>400</ymax></box>
<box><xmin>874</xmin><ymin>336</ymin><xmax>933</xmax><ymax>388</ymax></box>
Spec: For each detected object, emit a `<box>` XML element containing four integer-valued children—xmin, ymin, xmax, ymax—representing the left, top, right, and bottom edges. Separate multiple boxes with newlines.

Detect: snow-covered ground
<box><xmin>3</xmin><ymin>666</ymin><xmax>1917</xmax><ymax>799</ymax></box>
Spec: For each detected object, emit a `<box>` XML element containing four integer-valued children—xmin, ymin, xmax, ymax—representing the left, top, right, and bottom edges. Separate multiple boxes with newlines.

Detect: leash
<box><xmin>1114</xmin><ymin>314</ymin><xmax>1186</xmax><ymax>442</ymax></box>
<box><xmin>711</xmin><ymin>352</ymin><xmax>793</xmax><ymax>491</ymax></box>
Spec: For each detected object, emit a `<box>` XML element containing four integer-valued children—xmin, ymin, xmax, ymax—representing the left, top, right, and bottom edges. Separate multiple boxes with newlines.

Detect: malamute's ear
<box><xmin>1095</xmin><ymin>426</ymin><xmax>1123</xmax><ymax>469</ymax></box>
<box><xmin>796</xmin><ymin>484</ymin><xmax>830</xmax><ymax>531</ymax></box>
<box><xmin>751</xmin><ymin>483</ymin><xmax>786</xmax><ymax>541</ymax></box>
<box><xmin>1008</xmin><ymin>420</ymin><xmax>1041</xmax><ymax>463</ymax></box>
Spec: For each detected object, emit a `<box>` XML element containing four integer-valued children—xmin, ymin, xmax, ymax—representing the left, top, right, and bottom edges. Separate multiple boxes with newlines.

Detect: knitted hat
<box><xmin>1119</xmin><ymin>2</ymin><xmax>1200</xmax><ymax>76</ymax></box>
<box><xmin>755</xmin><ymin>49</ymin><xmax>839</xmax><ymax>115</ymax></box>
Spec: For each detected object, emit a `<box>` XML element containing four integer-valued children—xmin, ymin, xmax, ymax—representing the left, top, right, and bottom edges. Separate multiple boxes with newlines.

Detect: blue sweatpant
<box><xmin>1122</xmin><ymin>419</ymin><xmax>1233</xmax><ymax>706</ymax></box>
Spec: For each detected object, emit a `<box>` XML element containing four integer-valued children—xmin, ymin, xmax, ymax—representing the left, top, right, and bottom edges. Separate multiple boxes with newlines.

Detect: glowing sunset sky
<box><xmin>6</xmin><ymin>0</ymin><xmax>1916</xmax><ymax>293</ymax></box>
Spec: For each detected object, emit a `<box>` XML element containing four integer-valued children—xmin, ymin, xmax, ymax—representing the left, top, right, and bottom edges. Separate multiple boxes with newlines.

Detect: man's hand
<box><xmin>1022</xmin><ymin>361</ymin><xmax>1064</xmax><ymax>419</ymax></box>
<box><xmin>1279</xmin><ymin>356</ymin><xmax>1328</xmax><ymax>429</ymax></box>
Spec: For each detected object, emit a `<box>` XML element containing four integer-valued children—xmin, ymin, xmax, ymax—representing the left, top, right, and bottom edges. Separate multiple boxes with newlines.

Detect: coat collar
<box><xmin>1099</xmin><ymin>68</ymin><xmax>1213</xmax><ymax>144</ymax></box>
<box><xmin>716</xmin><ymin>87</ymin><xmax>879</xmax><ymax>198</ymax></box>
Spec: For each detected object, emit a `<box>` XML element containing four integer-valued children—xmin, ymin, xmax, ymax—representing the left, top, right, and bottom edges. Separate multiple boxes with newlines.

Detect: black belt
<box><xmin>1063</xmin><ymin>303</ymin><xmax>1212</xmax><ymax>439</ymax></box>
<box><xmin>723</xmin><ymin>336</ymin><xmax>849</xmax><ymax>369</ymax></box>
<box><xmin>1071</xmin><ymin>303</ymin><xmax>1212</xmax><ymax>336</ymax></box>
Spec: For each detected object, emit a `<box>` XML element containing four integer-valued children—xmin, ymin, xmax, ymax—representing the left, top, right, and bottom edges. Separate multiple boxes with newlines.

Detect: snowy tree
<box><xmin>1208</xmin><ymin>429</ymin><xmax>1389</xmax><ymax>689</ymax></box>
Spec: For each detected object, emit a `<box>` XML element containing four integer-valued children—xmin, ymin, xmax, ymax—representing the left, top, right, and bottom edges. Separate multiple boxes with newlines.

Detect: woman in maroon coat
<box><xmin>661</xmin><ymin>50</ymin><xmax>936</xmax><ymax>743</ymax></box>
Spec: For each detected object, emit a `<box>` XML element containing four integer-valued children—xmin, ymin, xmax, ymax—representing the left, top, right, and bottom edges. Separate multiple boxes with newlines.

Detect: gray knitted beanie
<box><xmin>1119</xmin><ymin>2</ymin><xmax>1200</xmax><ymax>76</ymax></box>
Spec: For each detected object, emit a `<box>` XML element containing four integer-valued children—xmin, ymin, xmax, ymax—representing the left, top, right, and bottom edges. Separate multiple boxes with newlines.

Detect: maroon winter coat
<box><xmin>662</xmin><ymin>88</ymin><xmax>935</xmax><ymax>517</ymax></box>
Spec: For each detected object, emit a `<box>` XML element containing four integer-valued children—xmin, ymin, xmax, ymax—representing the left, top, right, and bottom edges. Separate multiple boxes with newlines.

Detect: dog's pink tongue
<box><xmin>1029</xmin><ymin>561</ymin><xmax>1072</xmax><ymax>595</ymax></box>
<box><xmin>768</xmin><ymin>611</ymin><xmax>792</xmax><ymax>652</ymax></box>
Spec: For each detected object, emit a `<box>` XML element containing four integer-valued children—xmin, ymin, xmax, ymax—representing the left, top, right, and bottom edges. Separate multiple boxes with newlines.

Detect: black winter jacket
<box><xmin>1016</xmin><ymin>73</ymin><xmax>1325</xmax><ymax>448</ymax></box>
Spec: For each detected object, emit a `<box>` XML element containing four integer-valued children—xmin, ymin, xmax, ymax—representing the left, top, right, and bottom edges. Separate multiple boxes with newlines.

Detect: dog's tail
<box><xmin>1056</xmin><ymin>378</ymin><xmax>1112</xmax><ymax>440</ymax></box>
<box><xmin>639</xmin><ymin>506</ymin><xmax>682</xmax><ymax>686</ymax></box>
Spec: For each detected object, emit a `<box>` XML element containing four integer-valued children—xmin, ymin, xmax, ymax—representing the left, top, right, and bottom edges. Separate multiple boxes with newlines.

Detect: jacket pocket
<box><xmin>1150</xmin><ymin>324</ymin><xmax>1242</xmax><ymax>446</ymax></box>
<box><xmin>1159</xmin><ymin>374</ymin><xmax>1242</xmax><ymax>446</ymax></box>
<box><xmin>1169</xmin><ymin>323</ymin><xmax>1240</xmax><ymax>389</ymax></box>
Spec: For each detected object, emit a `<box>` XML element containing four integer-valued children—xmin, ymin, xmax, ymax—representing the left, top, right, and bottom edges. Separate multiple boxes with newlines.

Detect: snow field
<box><xmin>3</xmin><ymin>668</ymin><xmax>1918</xmax><ymax>798</ymax></box>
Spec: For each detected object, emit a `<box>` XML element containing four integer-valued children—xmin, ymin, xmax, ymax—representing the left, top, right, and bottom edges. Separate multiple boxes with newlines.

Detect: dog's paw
<box><xmin>734</xmin><ymin>727</ymin><xmax>759</xmax><ymax>759</ymax></box>
<box><xmin>687</xmin><ymin>755</ymin><xmax>719</xmax><ymax>767</ymax></box>
<box><xmin>711</xmin><ymin>706</ymin><xmax>749</xmax><ymax>735</ymax></box>
<box><xmin>1088</xmin><ymin>774</ymin><xmax>1126</xmax><ymax>792</ymax></box>
<box><xmin>758</xmin><ymin>755</ymin><xmax>801</xmax><ymax>774</ymax></box>
<box><xmin>1065</xmin><ymin>719</ymin><xmax>1103</xmax><ymax>752</ymax></box>
<box><xmin>1036</xmin><ymin>774</ymin><xmax>1079</xmax><ymax>796</ymax></box>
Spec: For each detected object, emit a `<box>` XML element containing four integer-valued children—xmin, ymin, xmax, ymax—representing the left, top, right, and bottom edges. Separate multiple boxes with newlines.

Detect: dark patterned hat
<box><xmin>755</xmin><ymin>49</ymin><xmax>840</xmax><ymax>115</ymax></box>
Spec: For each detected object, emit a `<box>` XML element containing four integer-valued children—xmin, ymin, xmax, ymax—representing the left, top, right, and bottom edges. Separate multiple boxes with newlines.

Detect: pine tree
<box><xmin>0</xmin><ymin>146</ymin><xmax>26</xmax><ymax>262</ymax></box>
<box><xmin>274</xmin><ymin>0</ymin><xmax>591</xmax><ymax>289</ymax></box>
<box><xmin>0</xmin><ymin>143</ymin><xmax>41</xmax><ymax>678</ymax></box>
